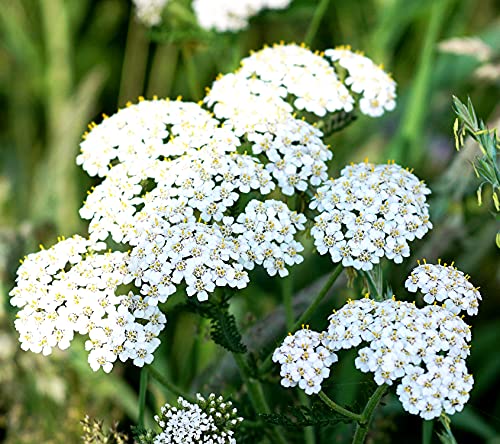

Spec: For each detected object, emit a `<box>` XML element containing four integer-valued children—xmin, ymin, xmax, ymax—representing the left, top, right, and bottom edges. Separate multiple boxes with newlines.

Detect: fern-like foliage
<box><xmin>318</xmin><ymin>111</ymin><xmax>357</xmax><ymax>138</ymax></box>
<box><xmin>260</xmin><ymin>401</ymin><xmax>355</xmax><ymax>429</ymax></box>
<box><xmin>185</xmin><ymin>297</ymin><xmax>247</xmax><ymax>354</ymax></box>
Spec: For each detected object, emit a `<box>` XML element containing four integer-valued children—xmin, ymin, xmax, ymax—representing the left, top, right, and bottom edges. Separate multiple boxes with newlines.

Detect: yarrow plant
<box><xmin>9</xmin><ymin>40</ymin><xmax>485</xmax><ymax>443</ymax></box>
<box><xmin>137</xmin><ymin>394</ymin><xmax>243</xmax><ymax>443</ymax></box>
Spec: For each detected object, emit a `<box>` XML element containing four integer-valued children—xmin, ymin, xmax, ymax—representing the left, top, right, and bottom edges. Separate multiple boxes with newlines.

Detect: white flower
<box><xmin>323</xmin><ymin>297</ymin><xmax>473</xmax><ymax>419</ymax></box>
<box><xmin>153</xmin><ymin>394</ymin><xmax>243</xmax><ymax>443</ymax></box>
<box><xmin>273</xmin><ymin>328</ymin><xmax>338</xmax><ymax>395</ymax></box>
<box><xmin>235</xmin><ymin>199</ymin><xmax>306</xmax><ymax>277</ymax></box>
<box><xmin>239</xmin><ymin>43</ymin><xmax>354</xmax><ymax>117</ymax></box>
<box><xmin>405</xmin><ymin>261</ymin><xmax>482</xmax><ymax>316</ymax></box>
<box><xmin>310</xmin><ymin>161</ymin><xmax>432</xmax><ymax>270</ymax></box>
<box><xmin>325</xmin><ymin>46</ymin><xmax>397</xmax><ymax>117</ymax></box>
<box><xmin>133</xmin><ymin>0</ymin><xmax>169</xmax><ymax>26</ymax></box>
<box><xmin>10</xmin><ymin>237</ymin><xmax>166</xmax><ymax>372</ymax></box>
<box><xmin>192</xmin><ymin>0</ymin><xmax>292</xmax><ymax>32</ymax></box>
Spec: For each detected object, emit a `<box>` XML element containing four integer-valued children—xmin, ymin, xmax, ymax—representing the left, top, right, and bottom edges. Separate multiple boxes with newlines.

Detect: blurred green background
<box><xmin>0</xmin><ymin>0</ymin><xmax>499</xmax><ymax>442</ymax></box>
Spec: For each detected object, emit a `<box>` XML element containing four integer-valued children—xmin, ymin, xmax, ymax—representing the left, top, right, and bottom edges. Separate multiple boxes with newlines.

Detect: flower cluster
<box><xmin>310</xmin><ymin>161</ymin><xmax>432</xmax><ymax>270</ymax></box>
<box><xmin>205</xmin><ymin>73</ymin><xmax>332</xmax><ymax>195</ymax></box>
<box><xmin>9</xmin><ymin>236</ymin><xmax>166</xmax><ymax>372</ymax></box>
<box><xmin>325</xmin><ymin>47</ymin><xmax>397</xmax><ymax>117</ymax></box>
<box><xmin>235</xmin><ymin>199</ymin><xmax>306</xmax><ymax>276</ymax></box>
<box><xmin>133</xmin><ymin>0</ymin><xmax>169</xmax><ymax>26</ymax></box>
<box><xmin>274</xmin><ymin>296</ymin><xmax>475</xmax><ymax>419</ymax></box>
<box><xmin>272</xmin><ymin>328</ymin><xmax>337</xmax><ymax>395</ymax></box>
<box><xmin>153</xmin><ymin>394</ymin><xmax>243</xmax><ymax>443</ymax></box>
<box><xmin>239</xmin><ymin>43</ymin><xmax>354</xmax><ymax>117</ymax></box>
<box><xmin>405</xmin><ymin>261</ymin><xmax>482</xmax><ymax>315</ymax></box>
<box><xmin>128</xmin><ymin>217</ymin><xmax>250</xmax><ymax>303</ymax></box>
<box><xmin>192</xmin><ymin>0</ymin><xmax>292</xmax><ymax>32</ymax></box>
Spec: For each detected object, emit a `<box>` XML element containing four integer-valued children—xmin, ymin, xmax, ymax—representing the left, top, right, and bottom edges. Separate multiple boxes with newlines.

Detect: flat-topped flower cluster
<box><xmin>10</xmin><ymin>43</ymin><xmax>401</xmax><ymax>373</ymax></box>
<box><xmin>273</xmin><ymin>263</ymin><xmax>481</xmax><ymax>420</ymax></box>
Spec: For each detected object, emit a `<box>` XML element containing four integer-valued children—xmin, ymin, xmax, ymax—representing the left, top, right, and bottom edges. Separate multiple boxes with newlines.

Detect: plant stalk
<box><xmin>304</xmin><ymin>0</ymin><xmax>331</xmax><ymax>46</ymax></box>
<box><xmin>318</xmin><ymin>391</ymin><xmax>363</xmax><ymax>422</ymax></box>
<box><xmin>148</xmin><ymin>365</ymin><xmax>196</xmax><ymax>403</ymax></box>
<box><xmin>233</xmin><ymin>353</ymin><xmax>288</xmax><ymax>444</ymax></box>
<box><xmin>260</xmin><ymin>264</ymin><xmax>343</xmax><ymax>375</ymax></box>
<box><xmin>138</xmin><ymin>367</ymin><xmax>148</xmax><ymax>428</ymax></box>
<box><xmin>352</xmin><ymin>385</ymin><xmax>388</xmax><ymax>444</ymax></box>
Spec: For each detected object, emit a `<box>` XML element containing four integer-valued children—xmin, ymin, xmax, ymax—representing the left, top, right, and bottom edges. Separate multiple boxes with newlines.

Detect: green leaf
<box><xmin>184</xmin><ymin>298</ymin><xmax>247</xmax><ymax>354</ymax></box>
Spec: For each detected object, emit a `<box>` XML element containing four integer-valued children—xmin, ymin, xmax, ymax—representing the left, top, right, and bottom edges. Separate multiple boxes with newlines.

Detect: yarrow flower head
<box><xmin>238</xmin><ymin>43</ymin><xmax>354</xmax><ymax>117</ymax></box>
<box><xmin>325</xmin><ymin>46</ymin><xmax>397</xmax><ymax>117</ymax></box>
<box><xmin>272</xmin><ymin>327</ymin><xmax>337</xmax><ymax>395</ymax></box>
<box><xmin>273</xmin><ymin>296</ymin><xmax>474</xmax><ymax>419</ymax></box>
<box><xmin>152</xmin><ymin>393</ymin><xmax>243</xmax><ymax>443</ymax></box>
<box><xmin>9</xmin><ymin>236</ymin><xmax>166</xmax><ymax>372</ymax></box>
<box><xmin>133</xmin><ymin>0</ymin><xmax>169</xmax><ymax>27</ymax></box>
<box><xmin>205</xmin><ymin>73</ymin><xmax>333</xmax><ymax>196</ymax></box>
<box><xmin>235</xmin><ymin>199</ymin><xmax>306</xmax><ymax>277</ymax></box>
<box><xmin>405</xmin><ymin>261</ymin><xmax>482</xmax><ymax>315</ymax></box>
<box><xmin>192</xmin><ymin>0</ymin><xmax>292</xmax><ymax>32</ymax></box>
<box><xmin>310</xmin><ymin>161</ymin><xmax>432</xmax><ymax>270</ymax></box>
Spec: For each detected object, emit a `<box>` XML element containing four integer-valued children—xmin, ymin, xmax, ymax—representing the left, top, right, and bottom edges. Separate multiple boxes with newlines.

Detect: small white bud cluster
<box><xmin>9</xmin><ymin>236</ymin><xmax>166</xmax><ymax>372</ymax></box>
<box><xmin>153</xmin><ymin>394</ymin><xmax>243</xmax><ymax>443</ymax></box>
<box><xmin>310</xmin><ymin>162</ymin><xmax>432</xmax><ymax>270</ymax></box>
<box><xmin>325</xmin><ymin>47</ymin><xmax>397</xmax><ymax>117</ymax></box>
<box><xmin>405</xmin><ymin>261</ymin><xmax>482</xmax><ymax>315</ymax></box>
<box><xmin>272</xmin><ymin>328</ymin><xmax>338</xmax><ymax>395</ymax></box>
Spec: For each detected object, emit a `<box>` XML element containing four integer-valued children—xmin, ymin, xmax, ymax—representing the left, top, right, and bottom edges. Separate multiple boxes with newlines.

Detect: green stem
<box><xmin>282</xmin><ymin>275</ymin><xmax>294</xmax><ymax>329</ymax></box>
<box><xmin>299</xmin><ymin>391</ymin><xmax>316</xmax><ymax>444</ymax></box>
<box><xmin>318</xmin><ymin>391</ymin><xmax>363</xmax><ymax>422</ymax></box>
<box><xmin>388</xmin><ymin>0</ymin><xmax>449</xmax><ymax>164</ymax></box>
<box><xmin>352</xmin><ymin>385</ymin><xmax>388</xmax><ymax>444</ymax></box>
<box><xmin>233</xmin><ymin>353</ymin><xmax>287</xmax><ymax>444</ymax></box>
<box><xmin>138</xmin><ymin>368</ymin><xmax>148</xmax><ymax>428</ymax></box>
<box><xmin>182</xmin><ymin>45</ymin><xmax>201</xmax><ymax>100</ymax></box>
<box><xmin>361</xmin><ymin>270</ymin><xmax>382</xmax><ymax>301</ymax></box>
<box><xmin>304</xmin><ymin>0</ymin><xmax>331</xmax><ymax>46</ymax></box>
<box><xmin>422</xmin><ymin>419</ymin><xmax>434</xmax><ymax>444</ymax></box>
<box><xmin>439</xmin><ymin>414</ymin><xmax>458</xmax><ymax>444</ymax></box>
<box><xmin>260</xmin><ymin>264</ymin><xmax>343</xmax><ymax>375</ymax></box>
<box><xmin>148</xmin><ymin>365</ymin><xmax>196</xmax><ymax>403</ymax></box>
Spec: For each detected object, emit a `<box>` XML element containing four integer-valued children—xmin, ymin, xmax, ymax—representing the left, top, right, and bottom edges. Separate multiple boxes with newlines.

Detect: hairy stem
<box><xmin>352</xmin><ymin>385</ymin><xmax>388</xmax><ymax>444</ymax></box>
<box><xmin>148</xmin><ymin>365</ymin><xmax>196</xmax><ymax>403</ymax></box>
<box><xmin>318</xmin><ymin>391</ymin><xmax>363</xmax><ymax>422</ymax></box>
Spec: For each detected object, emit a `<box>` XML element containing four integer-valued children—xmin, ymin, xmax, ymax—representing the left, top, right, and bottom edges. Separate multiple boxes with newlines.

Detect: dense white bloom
<box><xmin>235</xmin><ymin>199</ymin><xmax>306</xmax><ymax>277</ymax></box>
<box><xmin>405</xmin><ymin>261</ymin><xmax>482</xmax><ymax>315</ymax></box>
<box><xmin>239</xmin><ymin>43</ymin><xmax>354</xmax><ymax>117</ymax></box>
<box><xmin>193</xmin><ymin>0</ymin><xmax>292</xmax><ymax>32</ymax></box>
<box><xmin>153</xmin><ymin>393</ymin><xmax>243</xmax><ymax>443</ymax></box>
<box><xmin>9</xmin><ymin>236</ymin><xmax>166</xmax><ymax>372</ymax></box>
<box><xmin>133</xmin><ymin>0</ymin><xmax>169</xmax><ymax>27</ymax></box>
<box><xmin>325</xmin><ymin>46</ymin><xmax>397</xmax><ymax>117</ymax></box>
<box><xmin>205</xmin><ymin>73</ymin><xmax>332</xmax><ymax>195</ymax></box>
<box><xmin>310</xmin><ymin>161</ymin><xmax>432</xmax><ymax>270</ymax></box>
<box><xmin>129</xmin><ymin>217</ymin><xmax>250</xmax><ymax>303</ymax></box>
<box><xmin>272</xmin><ymin>328</ymin><xmax>337</xmax><ymax>395</ymax></box>
<box><xmin>77</xmin><ymin>99</ymin><xmax>222</xmax><ymax>178</ymax></box>
<box><xmin>323</xmin><ymin>297</ymin><xmax>473</xmax><ymax>419</ymax></box>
